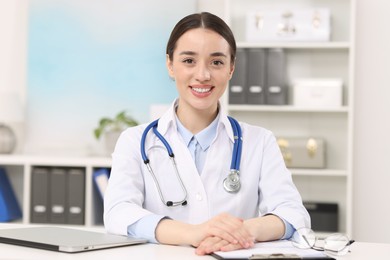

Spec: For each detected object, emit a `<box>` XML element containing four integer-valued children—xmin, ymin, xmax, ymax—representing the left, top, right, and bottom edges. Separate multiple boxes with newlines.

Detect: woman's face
<box><xmin>167</xmin><ymin>28</ymin><xmax>234</xmax><ymax>114</ymax></box>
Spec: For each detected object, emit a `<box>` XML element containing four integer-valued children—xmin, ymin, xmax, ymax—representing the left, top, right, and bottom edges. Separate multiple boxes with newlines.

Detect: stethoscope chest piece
<box><xmin>223</xmin><ymin>170</ymin><xmax>241</xmax><ymax>193</ymax></box>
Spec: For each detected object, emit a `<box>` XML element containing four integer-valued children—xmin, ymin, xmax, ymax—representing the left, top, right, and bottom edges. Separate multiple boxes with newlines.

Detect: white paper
<box><xmin>213</xmin><ymin>240</ymin><xmax>328</xmax><ymax>259</ymax></box>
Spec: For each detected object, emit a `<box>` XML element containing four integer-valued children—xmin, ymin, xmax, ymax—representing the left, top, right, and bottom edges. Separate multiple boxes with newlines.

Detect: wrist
<box><xmin>155</xmin><ymin>219</ymin><xmax>197</xmax><ymax>246</ymax></box>
<box><xmin>187</xmin><ymin>223</ymin><xmax>203</xmax><ymax>247</ymax></box>
<box><xmin>244</xmin><ymin>215</ymin><xmax>285</xmax><ymax>242</ymax></box>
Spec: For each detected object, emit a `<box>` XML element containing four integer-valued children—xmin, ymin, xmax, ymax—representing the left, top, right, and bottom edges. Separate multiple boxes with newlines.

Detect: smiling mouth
<box><xmin>191</xmin><ymin>87</ymin><xmax>212</xmax><ymax>93</ymax></box>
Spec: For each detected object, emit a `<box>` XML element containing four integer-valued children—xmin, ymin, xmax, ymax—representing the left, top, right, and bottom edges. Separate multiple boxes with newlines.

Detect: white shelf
<box><xmin>228</xmin><ymin>105</ymin><xmax>349</xmax><ymax>113</ymax></box>
<box><xmin>0</xmin><ymin>154</ymin><xmax>112</xmax><ymax>167</ymax></box>
<box><xmin>237</xmin><ymin>41</ymin><xmax>351</xmax><ymax>49</ymax></box>
<box><xmin>290</xmin><ymin>168</ymin><xmax>347</xmax><ymax>177</ymax></box>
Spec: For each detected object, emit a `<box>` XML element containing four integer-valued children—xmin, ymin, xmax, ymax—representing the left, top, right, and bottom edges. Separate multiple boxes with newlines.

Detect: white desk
<box><xmin>1</xmin><ymin>225</ymin><xmax>389</xmax><ymax>260</ymax></box>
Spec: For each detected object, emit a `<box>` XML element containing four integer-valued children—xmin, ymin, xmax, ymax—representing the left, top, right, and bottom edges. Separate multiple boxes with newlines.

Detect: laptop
<box><xmin>0</xmin><ymin>226</ymin><xmax>147</xmax><ymax>253</ymax></box>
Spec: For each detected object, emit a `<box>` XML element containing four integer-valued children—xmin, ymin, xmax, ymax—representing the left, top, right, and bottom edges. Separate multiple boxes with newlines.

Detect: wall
<box><xmin>353</xmin><ymin>0</ymin><xmax>390</xmax><ymax>243</ymax></box>
<box><xmin>0</xmin><ymin>0</ymin><xmax>28</xmax><ymax>153</ymax></box>
<box><xmin>0</xmin><ymin>0</ymin><xmax>27</xmax><ymax>97</ymax></box>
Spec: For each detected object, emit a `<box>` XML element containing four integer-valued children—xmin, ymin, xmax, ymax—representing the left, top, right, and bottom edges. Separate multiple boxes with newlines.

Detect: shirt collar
<box><xmin>158</xmin><ymin>98</ymin><xmax>236</xmax><ymax>145</ymax></box>
<box><xmin>195</xmin><ymin>114</ymin><xmax>219</xmax><ymax>151</ymax></box>
<box><xmin>176</xmin><ymin>113</ymin><xmax>220</xmax><ymax>151</ymax></box>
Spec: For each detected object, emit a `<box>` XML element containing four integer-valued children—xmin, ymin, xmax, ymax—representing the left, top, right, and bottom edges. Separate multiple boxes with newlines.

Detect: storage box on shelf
<box><xmin>0</xmin><ymin>155</ymin><xmax>111</xmax><ymax>227</ymax></box>
<box><xmin>199</xmin><ymin>0</ymin><xmax>355</xmax><ymax>236</ymax></box>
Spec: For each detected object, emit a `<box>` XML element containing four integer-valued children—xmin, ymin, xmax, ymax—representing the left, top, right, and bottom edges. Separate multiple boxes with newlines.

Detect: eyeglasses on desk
<box><xmin>291</xmin><ymin>228</ymin><xmax>355</xmax><ymax>256</ymax></box>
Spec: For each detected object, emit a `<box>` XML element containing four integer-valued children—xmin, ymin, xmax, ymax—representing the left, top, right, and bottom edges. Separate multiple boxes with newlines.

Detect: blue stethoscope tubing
<box><xmin>140</xmin><ymin>116</ymin><xmax>242</xmax><ymax>207</ymax></box>
<box><xmin>228</xmin><ymin>116</ymin><xmax>242</xmax><ymax>171</ymax></box>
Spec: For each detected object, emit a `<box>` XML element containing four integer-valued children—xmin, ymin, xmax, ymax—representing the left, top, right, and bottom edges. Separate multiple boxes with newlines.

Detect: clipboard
<box><xmin>211</xmin><ymin>241</ymin><xmax>335</xmax><ymax>260</ymax></box>
<box><xmin>212</xmin><ymin>252</ymin><xmax>335</xmax><ymax>260</ymax></box>
<box><xmin>212</xmin><ymin>253</ymin><xmax>335</xmax><ymax>260</ymax></box>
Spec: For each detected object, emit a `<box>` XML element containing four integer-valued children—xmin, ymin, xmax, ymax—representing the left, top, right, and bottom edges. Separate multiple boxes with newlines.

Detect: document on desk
<box><xmin>212</xmin><ymin>240</ymin><xmax>334</xmax><ymax>259</ymax></box>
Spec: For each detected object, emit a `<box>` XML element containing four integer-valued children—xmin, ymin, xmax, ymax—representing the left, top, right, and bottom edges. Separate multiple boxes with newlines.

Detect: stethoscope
<box><xmin>140</xmin><ymin>116</ymin><xmax>242</xmax><ymax>207</ymax></box>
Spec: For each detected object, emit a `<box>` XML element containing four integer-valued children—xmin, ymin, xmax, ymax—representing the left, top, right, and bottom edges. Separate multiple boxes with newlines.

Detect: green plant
<box><xmin>94</xmin><ymin>111</ymin><xmax>138</xmax><ymax>139</ymax></box>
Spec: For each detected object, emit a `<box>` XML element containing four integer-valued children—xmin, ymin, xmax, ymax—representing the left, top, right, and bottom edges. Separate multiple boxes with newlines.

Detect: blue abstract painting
<box><xmin>27</xmin><ymin>0</ymin><xmax>196</xmax><ymax>154</ymax></box>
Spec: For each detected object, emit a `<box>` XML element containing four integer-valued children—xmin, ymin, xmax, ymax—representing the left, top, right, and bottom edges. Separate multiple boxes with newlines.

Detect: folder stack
<box><xmin>228</xmin><ymin>48</ymin><xmax>287</xmax><ymax>105</ymax></box>
<box><xmin>67</xmin><ymin>168</ymin><xmax>85</xmax><ymax>225</ymax></box>
<box><xmin>0</xmin><ymin>167</ymin><xmax>22</xmax><ymax>222</ymax></box>
<box><xmin>229</xmin><ymin>48</ymin><xmax>247</xmax><ymax>104</ymax></box>
<box><xmin>30</xmin><ymin>166</ymin><xmax>85</xmax><ymax>225</ymax></box>
<box><xmin>246</xmin><ymin>48</ymin><xmax>267</xmax><ymax>105</ymax></box>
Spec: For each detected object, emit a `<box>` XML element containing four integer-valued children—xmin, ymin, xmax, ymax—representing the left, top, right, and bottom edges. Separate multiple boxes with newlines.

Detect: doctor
<box><xmin>104</xmin><ymin>12</ymin><xmax>310</xmax><ymax>255</ymax></box>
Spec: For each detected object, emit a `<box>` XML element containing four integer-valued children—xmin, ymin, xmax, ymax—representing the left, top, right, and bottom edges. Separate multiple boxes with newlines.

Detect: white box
<box><xmin>292</xmin><ymin>78</ymin><xmax>343</xmax><ymax>108</ymax></box>
<box><xmin>246</xmin><ymin>7</ymin><xmax>331</xmax><ymax>42</ymax></box>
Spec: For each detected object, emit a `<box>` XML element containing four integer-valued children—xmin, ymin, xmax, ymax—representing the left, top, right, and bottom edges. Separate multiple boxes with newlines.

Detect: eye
<box><xmin>182</xmin><ymin>58</ymin><xmax>195</xmax><ymax>64</ymax></box>
<box><xmin>212</xmin><ymin>60</ymin><xmax>224</xmax><ymax>66</ymax></box>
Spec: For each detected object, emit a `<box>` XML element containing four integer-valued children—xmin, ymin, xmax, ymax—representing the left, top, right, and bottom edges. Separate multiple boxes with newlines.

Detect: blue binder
<box><xmin>0</xmin><ymin>167</ymin><xmax>22</xmax><ymax>222</ymax></box>
<box><xmin>92</xmin><ymin>168</ymin><xmax>110</xmax><ymax>200</ymax></box>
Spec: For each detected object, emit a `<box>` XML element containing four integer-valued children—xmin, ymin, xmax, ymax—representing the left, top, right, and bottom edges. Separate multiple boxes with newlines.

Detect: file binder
<box><xmin>0</xmin><ymin>167</ymin><xmax>22</xmax><ymax>222</ymax></box>
<box><xmin>93</xmin><ymin>168</ymin><xmax>110</xmax><ymax>200</ymax></box>
<box><xmin>266</xmin><ymin>49</ymin><xmax>288</xmax><ymax>105</ymax></box>
<box><xmin>67</xmin><ymin>168</ymin><xmax>85</xmax><ymax>225</ymax></box>
<box><xmin>49</xmin><ymin>168</ymin><xmax>67</xmax><ymax>224</ymax></box>
<box><xmin>246</xmin><ymin>48</ymin><xmax>266</xmax><ymax>104</ymax></box>
<box><xmin>304</xmin><ymin>201</ymin><xmax>338</xmax><ymax>232</ymax></box>
<box><xmin>229</xmin><ymin>48</ymin><xmax>247</xmax><ymax>104</ymax></box>
<box><xmin>30</xmin><ymin>167</ymin><xmax>50</xmax><ymax>223</ymax></box>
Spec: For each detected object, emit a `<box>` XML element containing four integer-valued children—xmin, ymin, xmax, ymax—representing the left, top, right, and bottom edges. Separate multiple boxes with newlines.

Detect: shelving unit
<box><xmin>0</xmin><ymin>155</ymin><xmax>111</xmax><ymax>227</ymax></box>
<box><xmin>199</xmin><ymin>0</ymin><xmax>355</xmax><ymax>236</ymax></box>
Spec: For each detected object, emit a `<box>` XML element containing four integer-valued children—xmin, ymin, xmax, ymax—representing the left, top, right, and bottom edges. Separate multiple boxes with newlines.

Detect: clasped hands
<box><xmin>193</xmin><ymin>213</ymin><xmax>255</xmax><ymax>255</ymax></box>
<box><xmin>156</xmin><ymin>212</ymin><xmax>283</xmax><ymax>255</ymax></box>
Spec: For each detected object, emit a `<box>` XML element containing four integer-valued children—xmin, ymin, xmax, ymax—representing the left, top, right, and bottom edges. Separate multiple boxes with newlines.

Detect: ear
<box><xmin>228</xmin><ymin>62</ymin><xmax>235</xmax><ymax>80</ymax></box>
<box><xmin>166</xmin><ymin>54</ymin><xmax>175</xmax><ymax>79</ymax></box>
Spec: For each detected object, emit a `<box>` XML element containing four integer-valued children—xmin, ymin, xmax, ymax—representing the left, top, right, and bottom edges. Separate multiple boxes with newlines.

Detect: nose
<box><xmin>195</xmin><ymin>63</ymin><xmax>211</xmax><ymax>82</ymax></box>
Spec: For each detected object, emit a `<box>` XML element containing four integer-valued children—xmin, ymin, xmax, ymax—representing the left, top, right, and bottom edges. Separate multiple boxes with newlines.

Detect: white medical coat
<box><xmin>104</xmin><ymin>103</ymin><xmax>310</xmax><ymax>236</ymax></box>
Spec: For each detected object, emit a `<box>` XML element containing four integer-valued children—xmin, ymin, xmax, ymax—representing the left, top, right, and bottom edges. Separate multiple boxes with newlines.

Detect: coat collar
<box><xmin>157</xmin><ymin>99</ymin><xmax>235</xmax><ymax>144</ymax></box>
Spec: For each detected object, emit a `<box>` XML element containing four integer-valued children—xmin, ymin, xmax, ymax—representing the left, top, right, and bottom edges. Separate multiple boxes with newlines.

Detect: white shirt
<box><xmin>104</xmin><ymin>101</ymin><xmax>310</xmax><ymax>238</ymax></box>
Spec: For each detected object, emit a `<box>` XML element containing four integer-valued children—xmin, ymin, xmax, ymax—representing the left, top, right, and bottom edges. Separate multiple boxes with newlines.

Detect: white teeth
<box><xmin>192</xmin><ymin>87</ymin><xmax>211</xmax><ymax>93</ymax></box>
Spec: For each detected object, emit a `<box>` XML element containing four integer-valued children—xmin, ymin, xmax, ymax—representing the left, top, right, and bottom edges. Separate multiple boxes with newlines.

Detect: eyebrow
<box><xmin>178</xmin><ymin>51</ymin><xmax>227</xmax><ymax>58</ymax></box>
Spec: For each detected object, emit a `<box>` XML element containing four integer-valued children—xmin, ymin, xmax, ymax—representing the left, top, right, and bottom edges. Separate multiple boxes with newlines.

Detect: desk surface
<box><xmin>1</xmin><ymin>225</ymin><xmax>389</xmax><ymax>260</ymax></box>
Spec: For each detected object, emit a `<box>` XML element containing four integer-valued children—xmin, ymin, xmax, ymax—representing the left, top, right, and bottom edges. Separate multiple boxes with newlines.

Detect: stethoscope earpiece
<box><xmin>166</xmin><ymin>200</ymin><xmax>187</xmax><ymax>207</ymax></box>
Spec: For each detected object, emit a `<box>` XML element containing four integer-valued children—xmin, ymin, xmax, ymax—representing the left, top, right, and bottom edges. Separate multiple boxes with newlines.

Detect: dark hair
<box><xmin>166</xmin><ymin>12</ymin><xmax>236</xmax><ymax>64</ymax></box>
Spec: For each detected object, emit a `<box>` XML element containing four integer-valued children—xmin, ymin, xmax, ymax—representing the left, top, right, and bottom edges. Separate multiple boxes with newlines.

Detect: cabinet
<box><xmin>199</xmin><ymin>0</ymin><xmax>355</xmax><ymax>236</ymax></box>
<box><xmin>0</xmin><ymin>155</ymin><xmax>111</xmax><ymax>227</ymax></box>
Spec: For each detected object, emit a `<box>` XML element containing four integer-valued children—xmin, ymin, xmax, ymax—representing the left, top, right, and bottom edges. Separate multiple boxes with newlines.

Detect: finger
<box><xmin>195</xmin><ymin>237</ymin><xmax>219</xmax><ymax>255</ymax></box>
<box><xmin>221</xmin><ymin>241</ymin><xmax>250</xmax><ymax>252</ymax></box>
<box><xmin>209</xmin><ymin>217</ymin><xmax>253</xmax><ymax>247</ymax></box>
<box><xmin>195</xmin><ymin>237</ymin><xmax>230</xmax><ymax>255</ymax></box>
<box><xmin>207</xmin><ymin>226</ymin><xmax>238</xmax><ymax>245</ymax></box>
<box><xmin>219</xmin><ymin>222</ymin><xmax>253</xmax><ymax>247</ymax></box>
